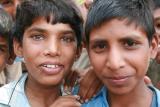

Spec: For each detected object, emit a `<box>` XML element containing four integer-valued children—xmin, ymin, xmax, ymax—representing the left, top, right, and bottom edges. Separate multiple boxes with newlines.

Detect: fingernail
<box><xmin>74</xmin><ymin>95</ymin><xmax>80</xmax><ymax>98</ymax></box>
<box><xmin>76</xmin><ymin>102</ymin><xmax>81</xmax><ymax>106</ymax></box>
<box><xmin>74</xmin><ymin>95</ymin><xmax>81</xmax><ymax>101</ymax></box>
<box><xmin>85</xmin><ymin>99</ymin><xmax>88</xmax><ymax>102</ymax></box>
<box><xmin>80</xmin><ymin>99</ymin><xmax>84</xmax><ymax>104</ymax></box>
<box><xmin>93</xmin><ymin>94</ymin><xmax>96</xmax><ymax>97</ymax></box>
<box><xmin>64</xmin><ymin>85</ymin><xmax>68</xmax><ymax>91</ymax></box>
<box><xmin>68</xmin><ymin>87</ymin><xmax>72</xmax><ymax>92</ymax></box>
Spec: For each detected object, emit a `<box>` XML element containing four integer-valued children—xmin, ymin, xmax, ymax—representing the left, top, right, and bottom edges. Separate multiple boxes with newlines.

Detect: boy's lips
<box><xmin>106</xmin><ymin>75</ymin><xmax>133</xmax><ymax>86</ymax></box>
<box><xmin>39</xmin><ymin>62</ymin><xmax>64</xmax><ymax>75</ymax></box>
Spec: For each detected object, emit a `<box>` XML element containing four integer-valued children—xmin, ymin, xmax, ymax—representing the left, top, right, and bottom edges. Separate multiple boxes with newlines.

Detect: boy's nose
<box><xmin>43</xmin><ymin>40</ymin><xmax>60</xmax><ymax>57</ymax></box>
<box><xmin>106</xmin><ymin>48</ymin><xmax>125</xmax><ymax>71</ymax></box>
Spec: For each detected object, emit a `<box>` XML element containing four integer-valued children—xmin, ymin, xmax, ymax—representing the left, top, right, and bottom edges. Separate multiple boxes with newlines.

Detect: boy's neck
<box><xmin>107</xmin><ymin>80</ymin><xmax>153</xmax><ymax>107</ymax></box>
<box><xmin>25</xmin><ymin>77</ymin><xmax>61</xmax><ymax>107</ymax></box>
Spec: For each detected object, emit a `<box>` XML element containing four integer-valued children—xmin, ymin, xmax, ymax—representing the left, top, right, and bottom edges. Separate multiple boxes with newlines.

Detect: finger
<box><xmin>78</xmin><ymin>68</ymin><xmax>96</xmax><ymax>100</ymax></box>
<box><xmin>84</xmin><ymin>78</ymin><xmax>103</xmax><ymax>102</ymax></box>
<box><xmin>78</xmin><ymin>66</ymin><xmax>92</xmax><ymax>82</ymax></box>
<box><xmin>70</xmin><ymin>71</ymin><xmax>79</xmax><ymax>87</ymax></box>
<box><xmin>50</xmin><ymin>95</ymin><xmax>81</xmax><ymax>107</ymax></box>
<box><xmin>64</xmin><ymin>69</ymin><xmax>74</xmax><ymax>86</ymax></box>
<box><xmin>144</xmin><ymin>76</ymin><xmax>152</xmax><ymax>85</ymax></box>
<box><xmin>64</xmin><ymin>70</ymin><xmax>78</xmax><ymax>91</ymax></box>
<box><xmin>61</xmin><ymin>95</ymin><xmax>80</xmax><ymax>99</ymax></box>
<box><xmin>81</xmin><ymin>72</ymin><xmax>97</xmax><ymax>100</ymax></box>
<box><xmin>50</xmin><ymin>100</ymin><xmax>81</xmax><ymax>107</ymax></box>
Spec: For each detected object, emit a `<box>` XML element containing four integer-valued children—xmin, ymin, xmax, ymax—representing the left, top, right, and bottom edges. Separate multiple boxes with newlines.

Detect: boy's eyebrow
<box><xmin>118</xmin><ymin>34</ymin><xmax>144</xmax><ymax>41</ymax></box>
<box><xmin>90</xmin><ymin>34</ymin><xmax>143</xmax><ymax>43</ymax></box>
<box><xmin>27</xmin><ymin>27</ymin><xmax>75</xmax><ymax>34</ymax></box>
<box><xmin>154</xmin><ymin>17</ymin><xmax>160</xmax><ymax>21</ymax></box>
<box><xmin>27</xmin><ymin>27</ymin><xmax>46</xmax><ymax>33</ymax></box>
<box><xmin>90</xmin><ymin>38</ymin><xmax>107</xmax><ymax>43</ymax></box>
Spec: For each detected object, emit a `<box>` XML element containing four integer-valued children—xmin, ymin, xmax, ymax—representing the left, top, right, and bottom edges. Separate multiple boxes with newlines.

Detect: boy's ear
<box><xmin>13</xmin><ymin>39</ymin><xmax>23</xmax><ymax>57</ymax></box>
<box><xmin>150</xmin><ymin>34</ymin><xmax>159</xmax><ymax>59</ymax></box>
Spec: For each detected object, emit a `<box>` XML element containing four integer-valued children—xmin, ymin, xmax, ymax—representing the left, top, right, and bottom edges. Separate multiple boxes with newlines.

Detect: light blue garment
<box><xmin>0</xmin><ymin>73</ymin><xmax>30</xmax><ymax>107</ymax></box>
<box><xmin>0</xmin><ymin>73</ymin><xmax>76</xmax><ymax>107</ymax></box>
<box><xmin>82</xmin><ymin>86</ymin><xmax>160</xmax><ymax>107</ymax></box>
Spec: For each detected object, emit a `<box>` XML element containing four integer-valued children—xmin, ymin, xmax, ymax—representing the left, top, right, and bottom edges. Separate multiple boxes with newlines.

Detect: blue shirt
<box><xmin>82</xmin><ymin>86</ymin><xmax>160</xmax><ymax>107</ymax></box>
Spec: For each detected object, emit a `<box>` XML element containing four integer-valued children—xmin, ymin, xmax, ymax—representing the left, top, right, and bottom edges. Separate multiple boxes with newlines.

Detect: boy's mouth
<box><xmin>43</xmin><ymin>64</ymin><xmax>60</xmax><ymax>69</ymax></box>
<box><xmin>106</xmin><ymin>75</ymin><xmax>133</xmax><ymax>86</ymax></box>
<box><xmin>40</xmin><ymin>63</ymin><xmax>64</xmax><ymax>75</ymax></box>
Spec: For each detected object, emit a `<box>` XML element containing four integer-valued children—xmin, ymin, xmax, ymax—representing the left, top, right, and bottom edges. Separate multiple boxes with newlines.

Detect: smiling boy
<box><xmin>0</xmin><ymin>0</ymin><xmax>83</xmax><ymax>107</ymax></box>
<box><xmin>82</xmin><ymin>0</ymin><xmax>160</xmax><ymax>107</ymax></box>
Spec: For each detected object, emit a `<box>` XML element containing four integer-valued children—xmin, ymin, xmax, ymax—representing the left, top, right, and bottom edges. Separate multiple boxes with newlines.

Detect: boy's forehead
<box><xmin>154</xmin><ymin>8</ymin><xmax>160</xmax><ymax>18</ymax></box>
<box><xmin>27</xmin><ymin>17</ymin><xmax>74</xmax><ymax>33</ymax></box>
<box><xmin>90</xmin><ymin>19</ymin><xmax>147</xmax><ymax>39</ymax></box>
<box><xmin>96</xmin><ymin>18</ymin><xmax>143</xmax><ymax>32</ymax></box>
<box><xmin>0</xmin><ymin>0</ymin><xmax>20</xmax><ymax>18</ymax></box>
<box><xmin>0</xmin><ymin>0</ymin><xmax>19</xmax><ymax>3</ymax></box>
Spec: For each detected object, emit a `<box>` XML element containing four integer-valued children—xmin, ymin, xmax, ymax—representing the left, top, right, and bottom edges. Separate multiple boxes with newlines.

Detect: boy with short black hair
<box><xmin>83</xmin><ymin>0</ymin><xmax>160</xmax><ymax>106</ymax></box>
<box><xmin>147</xmin><ymin>0</ymin><xmax>160</xmax><ymax>90</ymax></box>
<box><xmin>0</xmin><ymin>8</ymin><xmax>13</xmax><ymax>86</ymax></box>
<box><xmin>152</xmin><ymin>0</ymin><xmax>160</xmax><ymax>64</ymax></box>
<box><xmin>0</xmin><ymin>0</ymin><xmax>83</xmax><ymax>107</ymax></box>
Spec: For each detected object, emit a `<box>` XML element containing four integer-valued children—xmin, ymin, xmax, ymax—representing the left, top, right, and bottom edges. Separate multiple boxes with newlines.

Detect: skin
<box><xmin>0</xmin><ymin>36</ymin><xmax>8</xmax><ymax>72</ymax></box>
<box><xmin>0</xmin><ymin>0</ymin><xmax>20</xmax><ymax>19</ymax></box>
<box><xmin>88</xmin><ymin>19</ymin><xmax>158</xmax><ymax>107</ymax></box>
<box><xmin>153</xmin><ymin>8</ymin><xmax>160</xmax><ymax>64</ymax></box>
<box><xmin>0</xmin><ymin>0</ymin><xmax>100</xmax><ymax>102</ymax></box>
<box><xmin>0</xmin><ymin>0</ymin><xmax>20</xmax><ymax>64</ymax></box>
<box><xmin>78</xmin><ymin>0</ymin><xmax>93</xmax><ymax>21</ymax></box>
<box><xmin>73</xmin><ymin>0</ymin><xmax>154</xmax><ymax>101</ymax></box>
<box><xmin>14</xmin><ymin>17</ymin><xmax>81</xmax><ymax>107</ymax></box>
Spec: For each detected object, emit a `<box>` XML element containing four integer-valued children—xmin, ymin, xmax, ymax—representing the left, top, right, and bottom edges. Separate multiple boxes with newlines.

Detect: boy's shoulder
<box><xmin>82</xmin><ymin>87</ymin><xmax>109</xmax><ymax>107</ymax></box>
<box><xmin>149</xmin><ymin>86</ymin><xmax>160</xmax><ymax>107</ymax></box>
<box><xmin>0</xmin><ymin>81</ymin><xmax>17</xmax><ymax>105</ymax></box>
<box><xmin>82</xmin><ymin>86</ymin><xmax>160</xmax><ymax>107</ymax></box>
<box><xmin>0</xmin><ymin>73</ymin><xmax>29</xmax><ymax>107</ymax></box>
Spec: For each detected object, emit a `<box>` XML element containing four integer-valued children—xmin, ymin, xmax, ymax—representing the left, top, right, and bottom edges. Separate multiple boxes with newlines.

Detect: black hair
<box><xmin>0</xmin><ymin>8</ymin><xmax>13</xmax><ymax>41</ymax></box>
<box><xmin>85</xmin><ymin>0</ymin><xmax>155</xmax><ymax>45</ymax></box>
<box><xmin>152</xmin><ymin>0</ymin><xmax>160</xmax><ymax>10</ymax></box>
<box><xmin>13</xmin><ymin>0</ymin><xmax>83</xmax><ymax>47</ymax></box>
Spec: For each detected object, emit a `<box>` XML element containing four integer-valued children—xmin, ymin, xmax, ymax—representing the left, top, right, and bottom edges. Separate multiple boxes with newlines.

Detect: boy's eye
<box><xmin>155</xmin><ymin>22</ymin><xmax>160</xmax><ymax>29</ymax></box>
<box><xmin>31</xmin><ymin>34</ymin><xmax>44</xmax><ymax>41</ymax></box>
<box><xmin>61</xmin><ymin>35</ymin><xmax>75</xmax><ymax>43</ymax></box>
<box><xmin>155</xmin><ymin>19</ymin><xmax>160</xmax><ymax>29</ymax></box>
<box><xmin>0</xmin><ymin>0</ymin><xmax>13</xmax><ymax>6</ymax></box>
<box><xmin>123</xmin><ymin>39</ymin><xmax>138</xmax><ymax>49</ymax></box>
<box><xmin>91</xmin><ymin>42</ymin><xmax>107</xmax><ymax>53</ymax></box>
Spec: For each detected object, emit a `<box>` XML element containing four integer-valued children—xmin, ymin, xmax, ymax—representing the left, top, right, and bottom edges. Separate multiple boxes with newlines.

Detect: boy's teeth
<box><xmin>43</xmin><ymin>65</ymin><xmax>58</xmax><ymax>68</ymax></box>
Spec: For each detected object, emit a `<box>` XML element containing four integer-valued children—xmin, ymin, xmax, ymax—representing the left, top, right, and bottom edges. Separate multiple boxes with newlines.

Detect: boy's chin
<box><xmin>39</xmin><ymin>76</ymin><xmax>64</xmax><ymax>87</ymax></box>
<box><xmin>107</xmin><ymin>86</ymin><xmax>133</xmax><ymax>95</ymax></box>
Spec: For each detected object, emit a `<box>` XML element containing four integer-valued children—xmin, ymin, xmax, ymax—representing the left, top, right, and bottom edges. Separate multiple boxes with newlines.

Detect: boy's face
<box><xmin>88</xmin><ymin>19</ymin><xmax>158</xmax><ymax>95</ymax></box>
<box><xmin>0</xmin><ymin>0</ymin><xmax>20</xmax><ymax>19</ymax></box>
<box><xmin>14</xmin><ymin>17</ymin><xmax>80</xmax><ymax>86</ymax></box>
<box><xmin>153</xmin><ymin>8</ymin><xmax>160</xmax><ymax>63</ymax></box>
<box><xmin>0</xmin><ymin>36</ymin><xmax>8</xmax><ymax>72</ymax></box>
<box><xmin>153</xmin><ymin>8</ymin><xmax>160</xmax><ymax>44</ymax></box>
